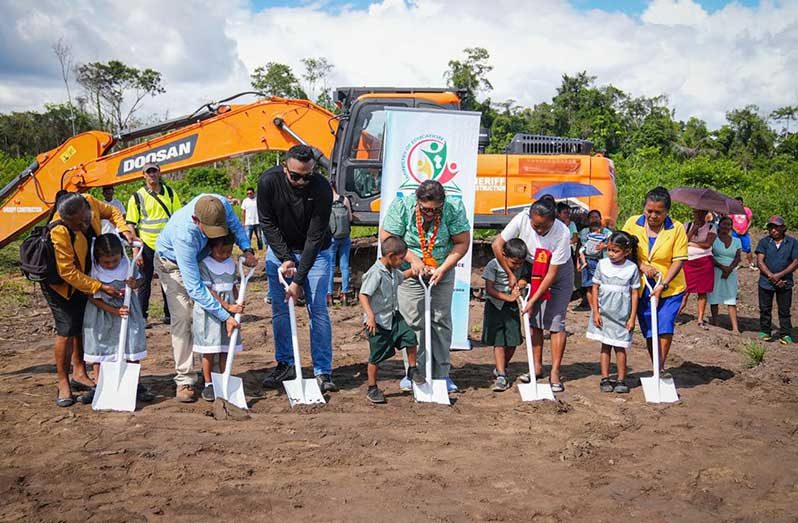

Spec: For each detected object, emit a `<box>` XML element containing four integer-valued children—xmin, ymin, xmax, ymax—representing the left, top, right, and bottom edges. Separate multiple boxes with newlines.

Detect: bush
<box><xmin>741</xmin><ymin>342</ymin><xmax>766</xmax><ymax>368</ymax></box>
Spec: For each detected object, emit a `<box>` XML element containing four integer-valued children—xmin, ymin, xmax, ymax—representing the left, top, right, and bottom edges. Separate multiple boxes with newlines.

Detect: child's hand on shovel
<box><xmin>116</xmin><ymin>306</ymin><xmax>129</xmax><ymax>318</ymax></box>
<box><xmin>225</xmin><ymin>316</ymin><xmax>240</xmax><ymax>337</ymax></box>
<box><xmin>101</xmin><ymin>284</ymin><xmax>124</xmax><ymax>298</ymax></box>
<box><xmin>227</xmin><ymin>303</ymin><xmax>244</xmax><ymax>315</ymax></box>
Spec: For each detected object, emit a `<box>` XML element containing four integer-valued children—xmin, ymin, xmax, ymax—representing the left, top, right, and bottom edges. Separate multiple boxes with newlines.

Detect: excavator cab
<box><xmin>330</xmin><ymin>87</ymin><xmax>462</xmax><ymax>225</ymax></box>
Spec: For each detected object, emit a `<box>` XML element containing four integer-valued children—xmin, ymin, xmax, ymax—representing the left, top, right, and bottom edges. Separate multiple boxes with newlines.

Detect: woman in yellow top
<box><xmin>44</xmin><ymin>192</ymin><xmax>137</xmax><ymax>407</ymax></box>
<box><xmin>622</xmin><ymin>187</ymin><xmax>688</xmax><ymax>375</ymax></box>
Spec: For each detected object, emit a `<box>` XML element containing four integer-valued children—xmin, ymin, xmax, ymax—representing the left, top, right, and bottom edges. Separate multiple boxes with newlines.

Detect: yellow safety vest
<box><xmin>126</xmin><ymin>184</ymin><xmax>182</xmax><ymax>250</ymax></box>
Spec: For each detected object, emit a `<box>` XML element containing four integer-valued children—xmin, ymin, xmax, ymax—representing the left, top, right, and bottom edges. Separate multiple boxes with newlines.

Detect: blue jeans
<box><xmin>328</xmin><ymin>236</ymin><xmax>352</xmax><ymax>294</ymax></box>
<box><xmin>266</xmin><ymin>247</ymin><xmax>333</xmax><ymax>375</ymax></box>
<box><xmin>245</xmin><ymin>224</ymin><xmax>263</xmax><ymax>250</ymax></box>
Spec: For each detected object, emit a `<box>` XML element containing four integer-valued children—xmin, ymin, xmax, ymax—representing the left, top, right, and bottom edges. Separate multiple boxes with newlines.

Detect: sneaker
<box><xmin>316</xmin><ymin>374</ymin><xmax>338</xmax><ymax>393</ymax></box>
<box><xmin>492</xmin><ymin>375</ymin><xmax>510</xmax><ymax>392</ymax></box>
<box><xmin>412</xmin><ymin>367</ymin><xmax>426</xmax><ymax>385</ymax></box>
<box><xmin>599</xmin><ymin>377</ymin><xmax>614</xmax><ymax>393</ymax></box>
<box><xmin>492</xmin><ymin>368</ymin><xmax>500</xmax><ymax>378</ymax></box>
<box><xmin>614</xmin><ymin>379</ymin><xmax>630</xmax><ymax>394</ymax></box>
<box><xmin>262</xmin><ymin>362</ymin><xmax>296</xmax><ymax>389</ymax></box>
<box><xmin>445</xmin><ymin>377</ymin><xmax>459</xmax><ymax>393</ymax></box>
<box><xmin>399</xmin><ymin>368</ymin><xmax>413</xmax><ymax>392</ymax></box>
<box><xmin>176</xmin><ymin>384</ymin><xmax>196</xmax><ymax>403</ymax></box>
<box><xmin>780</xmin><ymin>335</ymin><xmax>794</xmax><ymax>345</ymax></box>
<box><xmin>759</xmin><ymin>332</ymin><xmax>775</xmax><ymax>342</ymax></box>
<box><xmin>137</xmin><ymin>384</ymin><xmax>155</xmax><ymax>402</ymax></box>
<box><xmin>518</xmin><ymin>372</ymin><xmax>531</xmax><ymax>384</ymax></box>
<box><xmin>201</xmin><ymin>383</ymin><xmax>215</xmax><ymax>402</ymax></box>
<box><xmin>366</xmin><ymin>385</ymin><xmax>386</xmax><ymax>404</ymax></box>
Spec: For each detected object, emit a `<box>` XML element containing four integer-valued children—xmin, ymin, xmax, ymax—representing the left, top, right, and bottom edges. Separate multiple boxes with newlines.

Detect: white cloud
<box><xmin>0</xmin><ymin>0</ymin><xmax>796</xmax><ymax>130</ymax></box>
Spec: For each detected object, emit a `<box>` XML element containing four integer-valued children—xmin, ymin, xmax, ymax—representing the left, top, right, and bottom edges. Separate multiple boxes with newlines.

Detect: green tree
<box><xmin>716</xmin><ymin>106</ymin><xmax>775</xmax><ymax>171</ymax></box>
<box><xmin>0</xmin><ymin>103</ymin><xmax>94</xmax><ymax>157</ymax></box>
<box><xmin>75</xmin><ymin>60</ymin><xmax>165</xmax><ymax>132</ymax></box>
<box><xmin>250</xmin><ymin>62</ymin><xmax>307</xmax><ymax>99</ymax></box>
<box><xmin>444</xmin><ymin>47</ymin><xmax>493</xmax><ymax>111</ymax></box>
<box><xmin>300</xmin><ymin>57</ymin><xmax>334</xmax><ymax>106</ymax></box>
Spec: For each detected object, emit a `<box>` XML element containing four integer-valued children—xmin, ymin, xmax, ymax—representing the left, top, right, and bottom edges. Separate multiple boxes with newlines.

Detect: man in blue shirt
<box><xmin>155</xmin><ymin>194</ymin><xmax>256</xmax><ymax>402</ymax></box>
<box><xmin>756</xmin><ymin>215</ymin><xmax>798</xmax><ymax>344</ymax></box>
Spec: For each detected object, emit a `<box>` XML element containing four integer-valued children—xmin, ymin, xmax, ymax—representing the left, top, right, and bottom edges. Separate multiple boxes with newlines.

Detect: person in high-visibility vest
<box><xmin>126</xmin><ymin>163</ymin><xmax>182</xmax><ymax>325</ymax></box>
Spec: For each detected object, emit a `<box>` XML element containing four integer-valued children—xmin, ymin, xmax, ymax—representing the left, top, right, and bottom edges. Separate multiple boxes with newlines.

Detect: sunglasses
<box><xmin>284</xmin><ymin>165</ymin><xmax>314</xmax><ymax>183</ymax></box>
<box><xmin>418</xmin><ymin>204</ymin><xmax>443</xmax><ymax>216</ymax></box>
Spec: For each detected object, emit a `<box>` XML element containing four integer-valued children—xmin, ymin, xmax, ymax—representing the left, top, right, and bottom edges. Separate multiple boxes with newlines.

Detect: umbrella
<box><xmin>669</xmin><ymin>187</ymin><xmax>745</xmax><ymax>215</ymax></box>
<box><xmin>534</xmin><ymin>182</ymin><xmax>602</xmax><ymax>200</ymax></box>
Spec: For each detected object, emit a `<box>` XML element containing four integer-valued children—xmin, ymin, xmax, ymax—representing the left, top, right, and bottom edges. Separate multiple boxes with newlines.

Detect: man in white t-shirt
<box><xmin>240</xmin><ymin>187</ymin><xmax>263</xmax><ymax>250</ymax></box>
<box><xmin>491</xmin><ymin>197</ymin><xmax>574</xmax><ymax>393</ymax></box>
<box><xmin>100</xmin><ymin>185</ymin><xmax>126</xmax><ymax>235</ymax></box>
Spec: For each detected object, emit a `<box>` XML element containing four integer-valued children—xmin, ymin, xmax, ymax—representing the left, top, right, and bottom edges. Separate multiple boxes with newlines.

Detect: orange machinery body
<box><xmin>0</xmin><ymin>89</ymin><xmax>618</xmax><ymax>248</ymax></box>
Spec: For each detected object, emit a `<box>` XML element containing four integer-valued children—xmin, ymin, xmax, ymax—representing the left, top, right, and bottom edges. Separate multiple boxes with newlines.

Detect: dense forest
<box><xmin>1</xmin><ymin>47</ymin><xmax>796</xmax><ymax>228</ymax></box>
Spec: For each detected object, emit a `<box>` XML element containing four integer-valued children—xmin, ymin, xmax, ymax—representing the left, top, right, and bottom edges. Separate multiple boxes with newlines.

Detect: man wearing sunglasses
<box><xmin>257</xmin><ymin>144</ymin><xmax>338</xmax><ymax>393</ymax></box>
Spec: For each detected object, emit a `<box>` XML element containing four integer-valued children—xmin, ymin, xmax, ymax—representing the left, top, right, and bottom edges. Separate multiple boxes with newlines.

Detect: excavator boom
<box><xmin>0</xmin><ymin>96</ymin><xmax>337</xmax><ymax>248</ymax></box>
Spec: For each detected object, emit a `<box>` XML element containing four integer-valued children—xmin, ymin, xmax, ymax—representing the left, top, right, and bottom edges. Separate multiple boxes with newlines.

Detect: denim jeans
<box><xmin>266</xmin><ymin>247</ymin><xmax>333</xmax><ymax>375</ymax></box>
<box><xmin>245</xmin><ymin>224</ymin><xmax>263</xmax><ymax>250</ymax></box>
<box><xmin>328</xmin><ymin>236</ymin><xmax>352</xmax><ymax>294</ymax></box>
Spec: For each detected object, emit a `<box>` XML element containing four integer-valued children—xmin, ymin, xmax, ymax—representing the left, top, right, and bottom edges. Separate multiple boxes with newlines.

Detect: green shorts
<box><xmin>368</xmin><ymin>312</ymin><xmax>418</xmax><ymax>365</ymax></box>
<box><xmin>481</xmin><ymin>300</ymin><xmax>522</xmax><ymax>348</ymax></box>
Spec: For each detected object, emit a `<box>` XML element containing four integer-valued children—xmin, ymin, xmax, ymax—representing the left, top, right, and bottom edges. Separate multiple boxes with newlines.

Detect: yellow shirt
<box><xmin>622</xmin><ymin>214</ymin><xmax>688</xmax><ymax>298</ymax></box>
<box><xmin>49</xmin><ymin>194</ymin><xmax>130</xmax><ymax>299</ymax></box>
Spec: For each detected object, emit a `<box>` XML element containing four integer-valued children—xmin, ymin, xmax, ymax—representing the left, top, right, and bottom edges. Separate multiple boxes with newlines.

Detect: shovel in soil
<box><xmin>278</xmin><ymin>268</ymin><xmax>325</xmax><ymax>407</ymax></box>
<box><xmin>640</xmin><ymin>274</ymin><xmax>679</xmax><ymax>404</ymax></box>
<box><xmin>93</xmin><ymin>242</ymin><xmax>145</xmax><ymax>412</ymax></box>
<box><xmin>211</xmin><ymin>257</ymin><xmax>255</xmax><ymax>410</ymax></box>
<box><xmin>517</xmin><ymin>286</ymin><xmax>554</xmax><ymax>401</ymax></box>
<box><xmin>413</xmin><ymin>276</ymin><xmax>450</xmax><ymax>405</ymax></box>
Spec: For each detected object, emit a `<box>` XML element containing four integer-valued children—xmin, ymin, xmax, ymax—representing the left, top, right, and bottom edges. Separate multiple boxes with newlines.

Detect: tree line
<box><xmin>1</xmin><ymin>45</ymin><xmax>796</xmax><ymax>228</ymax></box>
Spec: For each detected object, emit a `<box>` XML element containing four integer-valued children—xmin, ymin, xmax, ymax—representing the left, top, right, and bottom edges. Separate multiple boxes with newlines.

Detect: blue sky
<box><xmin>250</xmin><ymin>0</ymin><xmax>761</xmax><ymax>16</ymax></box>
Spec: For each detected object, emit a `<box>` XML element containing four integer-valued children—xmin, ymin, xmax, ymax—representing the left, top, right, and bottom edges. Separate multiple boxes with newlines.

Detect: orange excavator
<box><xmin>0</xmin><ymin>88</ymin><xmax>618</xmax><ymax>248</ymax></box>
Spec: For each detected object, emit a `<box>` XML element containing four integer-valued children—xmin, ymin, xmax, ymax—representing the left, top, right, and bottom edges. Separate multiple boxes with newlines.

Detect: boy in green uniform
<box><xmin>359</xmin><ymin>235</ymin><xmax>419</xmax><ymax>403</ymax></box>
<box><xmin>482</xmin><ymin>238</ymin><xmax>529</xmax><ymax>391</ymax></box>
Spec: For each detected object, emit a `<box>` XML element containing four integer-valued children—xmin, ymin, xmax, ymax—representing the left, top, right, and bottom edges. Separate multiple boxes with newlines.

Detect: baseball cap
<box><xmin>142</xmin><ymin>162</ymin><xmax>160</xmax><ymax>174</ymax></box>
<box><xmin>194</xmin><ymin>195</ymin><xmax>228</xmax><ymax>238</ymax></box>
<box><xmin>767</xmin><ymin>215</ymin><xmax>785</xmax><ymax>227</ymax></box>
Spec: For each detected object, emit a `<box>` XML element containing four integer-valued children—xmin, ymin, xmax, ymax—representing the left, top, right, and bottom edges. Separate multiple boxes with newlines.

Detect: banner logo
<box><xmin>117</xmin><ymin>134</ymin><xmax>198</xmax><ymax>176</ymax></box>
<box><xmin>400</xmin><ymin>134</ymin><xmax>460</xmax><ymax>192</ymax></box>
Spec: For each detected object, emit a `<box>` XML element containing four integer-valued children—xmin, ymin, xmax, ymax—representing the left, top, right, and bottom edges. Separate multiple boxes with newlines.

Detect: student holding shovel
<box><xmin>381</xmin><ymin>180</ymin><xmax>471</xmax><ymax>393</ymax></box>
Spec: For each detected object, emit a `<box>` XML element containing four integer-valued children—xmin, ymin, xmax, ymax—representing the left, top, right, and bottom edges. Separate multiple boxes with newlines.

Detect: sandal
<box><xmin>550</xmin><ymin>381</ymin><xmax>564</xmax><ymax>393</ymax></box>
<box><xmin>697</xmin><ymin>321</ymin><xmax>709</xmax><ymax>330</ymax></box>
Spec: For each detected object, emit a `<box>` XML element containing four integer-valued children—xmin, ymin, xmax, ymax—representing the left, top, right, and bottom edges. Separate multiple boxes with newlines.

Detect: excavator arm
<box><xmin>0</xmin><ymin>95</ymin><xmax>338</xmax><ymax>248</ymax></box>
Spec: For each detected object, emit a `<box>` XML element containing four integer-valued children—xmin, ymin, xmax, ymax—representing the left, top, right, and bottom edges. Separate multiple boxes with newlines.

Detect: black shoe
<box><xmin>201</xmin><ymin>383</ymin><xmax>215</xmax><ymax>402</ymax></box>
<box><xmin>614</xmin><ymin>379</ymin><xmax>629</xmax><ymax>394</ymax></box>
<box><xmin>599</xmin><ymin>377</ymin><xmax>614</xmax><ymax>393</ymax></box>
<box><xmin>366</xmin><ymin>385</ymin><xmax>386</xmax><ymax>404</ymax></box>
<box><xmin>163</xmin><ymin>317</ymin><xmax>171</xmax><ymax>325</ymax></box>
<box><xmin>412</xmin><ymin>366</ymin><xmax>426</xmax><ymax>385</ymax></box>
<box><xmin>77</xmin><ymin>388</ymin><xmax>95</xmax><ymax>404</ymax></box>
<box><xmin>137</xmin><ymin>384</ymin><xmax>155</xmax><ymax>402</ymax></box>
<box><xmin>262</xmin><ymin>362</ymin><xmax>296</xmax><ymax>389</ymax></box>
<box><xmin>317</xmin><ymin>374</ymin><xmax>338</xmax><ymax>393</ymax></box>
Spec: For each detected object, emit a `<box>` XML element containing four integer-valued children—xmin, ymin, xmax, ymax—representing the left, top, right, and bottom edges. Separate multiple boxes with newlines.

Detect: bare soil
<box><xmin>1</xmin><ymin>251</ymin><xmax>797</xmax><ymax>522</ymax></box>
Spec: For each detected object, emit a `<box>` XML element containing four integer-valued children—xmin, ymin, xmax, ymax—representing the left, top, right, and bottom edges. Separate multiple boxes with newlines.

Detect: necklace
<box><xmin>415</xmin><ymin>206</ymin><xmax>441</xmax><ymax>268</ymax></box>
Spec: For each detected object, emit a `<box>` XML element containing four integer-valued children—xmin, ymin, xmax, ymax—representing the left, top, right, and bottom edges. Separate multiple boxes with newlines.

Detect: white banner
<box><xmin>379</xmin><ymin>107</ymin><xmax>480</xmax><ymax>350</ymax></box>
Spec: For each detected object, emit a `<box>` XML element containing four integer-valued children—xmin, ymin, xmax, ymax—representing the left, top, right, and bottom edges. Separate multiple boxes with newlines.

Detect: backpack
<box><xmin>19</xmin><ymin>220</ymin><xmax>74</xmax><ymax>284</ymax></box>
<box><xmin>329</xmin><ymin>196</ymin><xmax>351</xmax><ymax>239</ymax></box>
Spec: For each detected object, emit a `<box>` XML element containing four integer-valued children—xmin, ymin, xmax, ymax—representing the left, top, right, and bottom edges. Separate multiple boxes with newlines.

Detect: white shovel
<box><xmin>517</xmin><ymin>286</ymin><xmax>555</xmax><ymax>401</ymax></box>
<box><xmin>640</xmin><ymin>274</ymin><xmax>679</xmax><ymax>404</ymax></box>
<box><xmin>93</xmin><ymin>241</ymin><xmax>145</xmax><ymax>412</ymax></box>
<box><xmin>278</xmin><ymin>268</ymin><xmax>326</xmax><ymax>407</ymax></box>
<box><xmin>413</xmin><ymin>276</ymin><xmax>450</xmax><ymax>405</ymax></box>
<box><xmin>211</xmin><ymin>257</ymin><xmax>255</xmax><ymax>410</ymax></box>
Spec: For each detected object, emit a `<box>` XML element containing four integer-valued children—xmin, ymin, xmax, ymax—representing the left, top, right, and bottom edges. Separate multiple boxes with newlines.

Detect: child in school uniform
<box><xmin>586</xmin><ymin>231</ymin><xmax>640</xmax><ymax>394</ymax></box>
<box><xmin>482</xmin><ymin>238</ymin><xmax>529</xmax><ymax>392</ymax></box>
<box><xmin>82</xmin><ymin>233</ymin><xmax>152</xmax><ymax>403</ymax></box>
<box><xmin>192</xmin><ymin>233</ymin><xmax>245</xmax><ymax>402</ymax></box>
<box><xmin>359</xmin><ymin>235</ymin><xmax>418</xmax><ymax>404</ymax></box>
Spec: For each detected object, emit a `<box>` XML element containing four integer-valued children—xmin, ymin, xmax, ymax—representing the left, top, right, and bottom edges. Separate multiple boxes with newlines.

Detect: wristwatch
<box><xmin>660</xmin><ymin>282</ymin><xmax>670</xmax><ymax>291</ymax></box>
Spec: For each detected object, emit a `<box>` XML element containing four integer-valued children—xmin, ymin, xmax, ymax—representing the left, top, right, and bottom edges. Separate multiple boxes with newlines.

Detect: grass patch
<box><xmin>351</xmin><ymin>226</ymin><xmax>378</xmax><ymax>239</ymax></box>
<box><xmin>741</xmin><ymin>342</ymin><xmax>766</xmax><ymax>368</ymax></box>
<box><xmin>0</xmin><ymin>276</ymin><xmax>33</xmax><ymax>313</ymax></box>
<box><xmin>0</xmin><ymin>239</ymin><xmax>21</xmax><ymax>277</ymax></box>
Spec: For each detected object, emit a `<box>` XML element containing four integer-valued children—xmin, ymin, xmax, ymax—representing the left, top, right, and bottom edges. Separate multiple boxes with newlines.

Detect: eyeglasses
<box><xmin>418</xmin><ymin>204</ymin><xmax>443</xmax><ymax>216</ymax></box>
<box><xmin>284</xmin><ymin>165</ymin><xmax>313</xmax><ymax>183</ymax></box>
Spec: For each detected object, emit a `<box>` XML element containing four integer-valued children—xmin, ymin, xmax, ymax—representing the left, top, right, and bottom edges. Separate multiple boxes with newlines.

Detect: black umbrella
<box><xmin>669</xmin><ymin>187</ymin><xmax>745</xmax><ymax>215</ymax></box>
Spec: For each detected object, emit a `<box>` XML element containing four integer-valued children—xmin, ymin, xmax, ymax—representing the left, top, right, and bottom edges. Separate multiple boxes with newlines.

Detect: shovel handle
<box><xmin>277</xmin><ymin>266</ymin><xmax>291</xmax><ymax>291</ymax></box>
<box><xmin>643</xmin><ymin>272</ymin><xmax>663</xmax><ymax>295</ymax></box>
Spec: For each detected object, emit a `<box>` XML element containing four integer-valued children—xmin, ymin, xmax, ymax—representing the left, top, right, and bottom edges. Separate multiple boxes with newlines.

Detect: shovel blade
<box><xmin>283</xmin><ymin>377</ymin><xmax>326</xmax><ymax>407</ymax></box>
<box><xmin>518</xmin><ymin>381</ymin><xmax>555</xmax><ymax>402</ymax></box>
<box><xmin>92</xmin><ymin>361</ymin><xmax>140</xmax><ymax>412</ymax></box>
<box><xmin>640</xmin><ymin>376</ymin><xmax>679</xmax><ymax>404</ymax></box>
<box><xmin>210</xmin><ymin>372</ymin><xmax>248</xmax><ymax>410</ymax></box>
<box><xmin>412</xmin><ymin>379</ymin><xmax>450</xmax><ymax>405</ymax></box>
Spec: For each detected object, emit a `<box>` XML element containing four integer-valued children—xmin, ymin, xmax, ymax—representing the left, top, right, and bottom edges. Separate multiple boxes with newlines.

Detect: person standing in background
<box><xmin>328</xmin><ymin>181</ymin><xmax>353</xmax><ymax>306</ymax></box>
<box><xmin>731</xmin><ymin>196</ymin><xmax>756</xmax><ymax>270</ymax></box>
<box><xmin>100</xmin><ymin>186</ymin><xmax>126</xmax><ymax>236</ymax></box>
<box><xmin>240</xmin><ymin>187</ymin><xmax>263</xmax><ymax>251</ymax></box>
<box><xmin>126</xmin><ymin>163</ymin><xmax>182</xmax><ymax>326</ymax></box>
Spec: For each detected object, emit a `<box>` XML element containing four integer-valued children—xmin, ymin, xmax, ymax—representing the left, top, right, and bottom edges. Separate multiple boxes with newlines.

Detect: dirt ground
<box><xmin>1</xmin><ymin>249</ymin><xmax>797</xmax><ymax>522</ymax></box>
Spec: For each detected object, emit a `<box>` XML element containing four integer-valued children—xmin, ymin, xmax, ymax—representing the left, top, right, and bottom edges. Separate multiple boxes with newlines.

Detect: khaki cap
<box><xmin>194</xmin><ymin>195</ymin><xmax>228</xmax><ymax>238</ymax></box>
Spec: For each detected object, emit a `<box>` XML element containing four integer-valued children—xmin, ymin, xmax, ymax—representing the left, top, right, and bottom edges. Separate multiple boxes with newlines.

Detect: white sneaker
<box><xmin>399</xmin><ymin>376</ymin><xmax>412</xmax><ymax>392</ymax></box>
<box><xmin>445</xmin><ymin>377</ymin><xmax>459</xmax><ymax>393</ymax></box>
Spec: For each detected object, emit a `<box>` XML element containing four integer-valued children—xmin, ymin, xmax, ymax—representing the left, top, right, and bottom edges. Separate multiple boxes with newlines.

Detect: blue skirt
<box><xmin>637</xmin><ymin>288</ymin><xmax>684</xmax><ymax>339</ymax></box>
